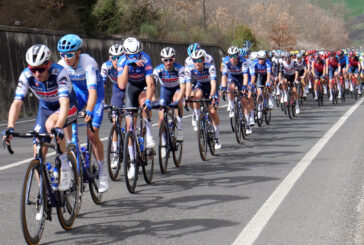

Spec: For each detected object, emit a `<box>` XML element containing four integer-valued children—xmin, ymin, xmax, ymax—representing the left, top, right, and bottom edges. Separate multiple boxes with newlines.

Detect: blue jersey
<box><xmin>153</xmin><ymin>63</ymin><xmax>185</xmax><ymax>88</ymax></box>
<box><xmin>15</xmin><ymin>63</ymin><xmax>76</xmax><ymax>110</ymax></box>
<box><xmin>101</xmin><ymin>60</ymin><xmax>118</xmax><ymax>85</ymax></box>
<box><xmin>221</xmin><ymin>55</ymin><xmax>249</xmax><ymax>84</ymax></box>
<box><xmin>250</xmin><ymin>59</ymin><xmax>272</xmax><ymax>76</ymax></box>
<box><xmin>338</xmin><ymin>55</ymin><xmax>348</xmax><ymax>67</ymax></box>
<box><xmin>117</xmin><ymin>51</ymin><xmax>153</xmax><ymax>84</ymax></box>
<box><xmin>185</xmin><ymin>61</ymin><xmax>217</xmax><ymax>84</ymax></box>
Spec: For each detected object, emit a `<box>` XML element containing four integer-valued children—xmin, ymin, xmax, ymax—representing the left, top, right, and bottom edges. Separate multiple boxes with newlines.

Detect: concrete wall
<box><xmin>0</xmin><ymin>25</ymin><xmax>224</xmax><ymax>120</ymax></box>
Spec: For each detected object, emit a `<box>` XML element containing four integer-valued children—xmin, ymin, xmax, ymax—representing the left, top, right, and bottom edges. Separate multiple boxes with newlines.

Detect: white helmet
<box><xmin>160</xmin><ymin>47</ymin><xmax>176</xmax><ymax>58</ymax></box>
<box><xmin>227</xmin><ymin>46</ymin><xmax>239</xmax><ymax>55</ymax></box>
<box><xmin>109</xmin><ymin>44</ymin><xmax>123</xmax><ymax>56</ymax></box>
<box><xmin>250</xmin><ymin>51</ymin><xmax>257</xmax><ymax>60</ymax></box>
<box><xmin>257</xmin><ymin>50</ymin><xmax>267</xmax><ymax>59</ymax></box>
<box><xmin>123</xmin><ymin>37</ymin><xmax>142</xmax><ymax>54</ymax></box>
<box><xmin>26</xmin><ymin>44</ymin><xmax>51</xmax><ymax>67</ymax></box>
<box><xmin>190</xmin><ymin>49</ymin><xmax>205</xmax><ymax>60</ymax></box>
<box><xmin>296</xmin><ymin>53</ymin><xmax>302</xmax><ymax>59</ymax></box>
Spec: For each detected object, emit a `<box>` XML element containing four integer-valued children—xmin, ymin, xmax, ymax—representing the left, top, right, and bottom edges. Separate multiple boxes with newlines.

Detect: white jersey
<box><xmin>280</xmin><ymin>60</ymin><xmax>296</xmax><ymax>76</ymax></box>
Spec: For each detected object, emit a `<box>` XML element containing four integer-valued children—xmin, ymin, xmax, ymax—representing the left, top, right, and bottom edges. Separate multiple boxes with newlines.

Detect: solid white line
<box><xmin>232</xmin><ymin>97</ymin><xmax>364</xmax><ymax>245</ymax></box>
<box><xmin>0</xmin><ymin>118</ymin><xmax>36</xmax><ymax>127</ymax></box>
<box><xmin>0</xmin><ymin>104</ymin><xmax>227</xmax><ymax>172</ymax></box>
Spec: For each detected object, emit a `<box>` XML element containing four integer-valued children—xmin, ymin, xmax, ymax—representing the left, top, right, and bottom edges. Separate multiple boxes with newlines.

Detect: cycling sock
<box><xmin>144</xmin><ymin>118</ymin><xmax>152</xmax><ymax>138</ymax></box>
<box><xmin>296</xmin><ymin>99</ymin><xmax>299</xmax><ymax>108</ymax></box>
<box><xmin>214</xmin><ymin>125</ymin><xmax>220</xmax><ymax>139</ymax></box>
<box><xmin>128</xmin><ymin>145</ymin><xmax>135</xmax><ymax>161</ymax></box>
<box><xmin>315</xmin><ymin>91</ymin><xmax>318</xmax><ymax>97</ymax></box>
<box><xmin>112</xmin><ymin>141</ymin><xmax>117</xmax><ymax>150</ymax></box>
<box><xmin>60</xmin><ymin>152</ymin><xmax>70</xmax><ymax>171</ymax></box>
<box><xmin>97</xmin><ymin>160</ymin><xmax>105</xmax><ymax>175</ymax></box>
<box><xmin>161</xmin><ymin>132</ymin><xmax>166</xmax><ymax>146</ymax></box>
<box><xmin>250</xmin><ymin>110</ymin><xmax>254</xmax><ymax>119</ymax></box>
<box><xmin>194</xmin><ymin>109</ymin><xmax>200</xmax><ymax>119</ymax></box>
<box><xmin>176</xmin><ymin>116</ymin><xmax>183</xmax><ymax>130</ymax></box>
<box><xmin>245</xmin><ymin>114</ymin><xmax>250</xmax><ymax>125</ymax></box>
<box><xmin>229</xmin><ymin>99</ymin><xmax>234</xmax><ymax>109</ymax></box>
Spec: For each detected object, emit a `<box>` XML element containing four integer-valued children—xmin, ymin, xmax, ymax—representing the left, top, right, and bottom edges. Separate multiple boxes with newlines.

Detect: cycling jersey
<box><xmin>294</xmin><ymin>60</ymin><xmax>306</xmax><ymax>72</ymax></box>
<box><xmin>15</xmin><ymin>63</ymin><xmax>76</xmax><ymax>110</ymax></box>
<box><xmin>101</xmin><ymin>60</ymin><xmax>118</xmax><ymax>85</ymax></box>
<box><xmin>327</xmin><ymin>57</ymin><xmax>339</xmax><ymax>69</ymax></box>
<box><xmin>58</xmin><ymin>53</ymin><xmax>105</xmax><ymax>128</ymax></box>
<box><xmin>117</xmin><ymin>51</ymin><xmax>153</xmax><ymax>85</ymax></box>
<box><xmin>250</xmin><ymin>60</ymin><xmax>272</xmax><ymax>76</ymax></box>
<box><xmin>221</xmin><ymin>55</ymin><xmax>249</xmax><ymax>85</ymax></box>
<box><xmin>338</xmin><ymin>55</ymin><xmax>348</xmax><ymax>67</ymax></box>
<box><xmin>153</xmin><ymin>63</ymin><xmax>185</xmax><ymax>88</ymax></box>
<box><xmin>185</xmin><ymin>60</ymin><xmax>216</xmax><ymax>97</ymax></box>
<box><xmin>271</xmin><ymin>57</ymin><xmax>281</xmax><ymax>77</ymax></box>
<box><xmin>347</xmin><ymin>56</ymin><xmax>359</xmax><ymax>67</ymax></box>
<box><xmin>280</xmin><ymin>60</ymin><xmax>295</xmax><ymax>76</ymax></box>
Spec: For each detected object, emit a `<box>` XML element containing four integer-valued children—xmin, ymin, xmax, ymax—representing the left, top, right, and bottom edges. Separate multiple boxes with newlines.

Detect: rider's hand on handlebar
<box><xmin>144</xmin><ymin>99</ymin><xmax>152</xmax><ymax>111</ymax></box>
<box><xmin>52</xmin><ymin>127</ymin><xmax>64</xmax><ymax>140</ymax></box>
<box><xmin>85</xmin><ymin>110</ymin><xmax>93</xmax><ymax>123</ymax></box>
<box><xmin>2</xmin><ymin>127</ymin><xmax>14</xmax><ymax>145</ymax></box>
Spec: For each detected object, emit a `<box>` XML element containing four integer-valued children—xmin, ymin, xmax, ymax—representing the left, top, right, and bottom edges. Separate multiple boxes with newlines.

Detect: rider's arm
<box><xmin>8</xmin><ymin>100</ymin><xmax>23</xmax><ymax>128</ymax></box>
<box><xmin>55</xmin><ymin>97</ymin><xmax>69</xmax><ymax>128</ymax></box>
<box><xmin>145</xmin><ymin>75</ymin><xmax>154</xmax><ymax>101</ymax></box>
<box><xmin>221</xmin><ymin>61</ymin><xmax>228</xmax><ymax>88</ymax></box>
<box><xmin>117</xmin><ymin>56</ymin><xmax>128</xmax><ymax>90</ymax></box>
<box><xmin>176</xmin><ymin>66</ymin><xmax>186</xmax><ymax>102</ymax></box>
<box><xmin>209</xmin><ymin>63</ymin><xmax>217</xmax><ymax>96</ymax></box>
<box><xmin>8</xmin><ymin>72</ymin><xmax>29</xmax><ymax>128</ymax></box>
<box><xmin>294</xmin><ymin>70</ymin><xmax>299</xmax><ymax>81</ymax></box>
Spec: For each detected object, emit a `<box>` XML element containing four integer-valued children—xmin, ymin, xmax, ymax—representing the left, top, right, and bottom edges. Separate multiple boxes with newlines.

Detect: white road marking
<box><xmin>232</xmin><ymin>97</ymin><xmax>364</xmax><ymax>245</ymax></box>
<box><xmin>0</xmin><ymin>104</ymin><xmax>227</xmax><ymax>172</ymax></box>
<box><xmin>0</xmin><ymin>118</ymin><xmax>36</xmax><ymax>127</ymax></box>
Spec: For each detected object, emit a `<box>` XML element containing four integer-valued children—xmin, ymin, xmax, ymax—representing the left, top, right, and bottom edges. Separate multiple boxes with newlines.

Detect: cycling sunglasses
<box><xmin>193</xmin><ymin>58</ymin><xmax>204</xmax><ymax>63</ymax></box>
<box><xmin>162</xmin><ymin>58</ymin><xmax>174</xmax><ymax>63</ymax></box>
<box><xmin>229</xmin><ymin>54</ymin><xmax>238</xmax><ymax>58</ymax></box>
<box><xmin>28</xmin><ymin>64</ymin><xmax>47</xmax><ymax>74</ymax></box>
<box><xmin>111</xmin><ymin>56</ymin><xmax>119</xmax><ymax>61</ymax></box>
<box><xmin>126</xmin><ymin>54</ymin><xmax>140</xmax><ymax>59</ymax></box>
<box><xmin>60</xmin><ymin>52</ymin><xmax>76</xmax><ymax>59</ymax></box>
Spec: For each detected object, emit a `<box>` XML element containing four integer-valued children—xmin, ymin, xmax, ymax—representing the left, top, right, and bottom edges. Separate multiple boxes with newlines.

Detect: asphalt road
<box><xmin>1</xmin><ymin>94</ymin><xmax>364</xmax><ymax>245</ymax></box>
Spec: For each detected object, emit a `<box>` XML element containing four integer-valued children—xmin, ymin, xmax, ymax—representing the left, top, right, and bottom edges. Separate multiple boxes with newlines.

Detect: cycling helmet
<box><xmin>26</xmin><ymin>44</ymin><xmax>51</xmax><ymax>67</ymax></box>
<box><xmin>160</xmin><ymin>47</ymin><xmax>176</xmax><ymax>58</ymax></box>
<box><xmin>123</xmin><ymin>37</ymin><xmax>142</xmax><ymax>54</ymax></box>
<box><xmin>109</xmin><ymin>44</ymin><xmax>123</xmax><ymax>56</ymax></box>
<box><xmin>257</xmin><ymin>50</ymin><xmax>267</xmax><ymax>59</ymax></box>
<box><xmin>187</xmin><ymin>43</ymin><xmax>200</xmax><ymax>56</ymax></box>
<box><xmin>190</xmin><ymin>49</ymin><xmax>205</xmax><ymax>60</ymax></box>
<box><xmin>337</xmin><ymin>50</ymin><xmax>343</xmax><ymax>56</ymax></box>
<box><xmin>57</xmin><ymin>34</ymin><xmax>82</xmax><ymax>53</ymax></box>
<box><xmin>300</xmin><ymin>50</ymin><xmax>305</xmax><ymax>55</ymax></box>
<box><xmin>250</xmin><ymin>52</ymin><xmax>257</xmax><ymax>60</ymax></box>
<box><xmin>240</xmin><ymin>48</ymin><xmax>247</xmax><ymax>56</ymax></box>
<box><xmin>296</xmin><ymin>53</ymin><xmax>302</xmax><ymax>59</ymax></box>
<box><xmin>227</xmin><ymin>46</ymin><xmax>239</xmax><ymax>55</ymax></box>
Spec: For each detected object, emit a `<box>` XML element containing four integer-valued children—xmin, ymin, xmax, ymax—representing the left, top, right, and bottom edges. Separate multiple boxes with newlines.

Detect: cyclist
<box><xmin>326</xmin><ymin>50</ymin><xmax>339</xmax><ymax>101</ymax></box>
<box><xmin>57</xmin><ymin>34</ymin><xmax>109</xmax><ymax>193</ymax></box>
<box><xmin>294</xmin><ymin>53</ymin><xmax>308</xmax><ymax>98</ymax></box>
<box><xmin>280</xmin><ymin>51</ymin><xmax>300</xmax><ymax>114</ymax></box>
<box><xmin>220</xmin><ymin>46</ymin><xmax>251</xmax><ymax>134</ymax></box>
<box><xmin>153</xmin><ymin>47</ymin><xmax>186</xmax><ymax>155</ymax></box>
<box><xmin>251</xmin><ymin>50</ymin><xmax>273</xmax><ymax>119</ymax></box>
<box><xmin>347</xmin><ymin>51</ymin><xmax>361</xmax><ymax>93</ymax></box>
<box><xmin>101</xmin><ymin>43</ymin><xmax>124</xmax><ymax>169</ymax></box>
<box><xmin>185</xmin><ymin>49</ymin><xmax>221</xmax><ymax>149</ymax></box>
<box><xmin>117</xmin><ymin>37</ymin><xmax>155</xmax><ymax>179</ymax></box>
<box><xmin>338</xmin><ymin>49</ymin><xmax>348</xmax><ymax>95</ymax></box>
<box><xmin>311</xmin><ymin>53</ymin><xmax>326</xmax><ymax>101</ymax></box>
<box><xmin>3</xmin><ymin>44</ymin><xmax>77</xmax><ymax>191</ymax></box>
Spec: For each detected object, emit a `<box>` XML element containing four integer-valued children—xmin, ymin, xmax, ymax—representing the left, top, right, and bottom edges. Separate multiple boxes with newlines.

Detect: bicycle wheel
<box><xmin>234</xmin><ymin>104</ymin><xmax>242</xmax><ymax>144</ymax></box>
<box><xmin>292</xmin><ymin>101</ymin><xmax>297</xmax><ymax>117</ymax></box>
<box><xmin>142</xmin><ymin>126</ymin><xmax>154</xmax><ymax>184</ymax></box>
<box><xmin>158</xmin><ymin>121</ymin><xmax>170</xmax><ymax>174</ymax></box>
<box><xmin>123</xmin><ymin>131</ymin><xmax>139</xmax><ymax>193</ymax></box>
<box><xmin>172</xmin><ymin>121</ymin><xmax>183</xmax><ymax>167</ymax></box>
<box><xmin>208</xmin><ymin>123</ymin><xmax>216</xmax><ymax>156</ymax></box>
<box><xmin>88</xmin><ymin>142</ymin><xmax>103</xmax><ymax>204</ymax></box>
<box><xmin>67</xmin><ymin>143</ymin><xmax>83</xmax><ymax>216</ymax></box>
<box><xmin>20</xmin><ymin>159</ymin><xmax>46</xmax><ymax>245</ymax></box>
<box><xmin>265</xmin><ymin>108</ymin><xmax>271</xmax><ymax>125</ymax></box>
<box><xmin>198</xmin><ymin>114</ymin><xmax>208</xmax><ymax>161</ymax></box>
<box><xmin>107</xmin><ymin>124</ymin><xmax>123</xmax><ymax>181</ymax></box>
<box><xmin>256</xmin><ymin>96</ymin><xmax>264</xmax><ymax>127</ymax></box>
<box><xmin>57</xmin><ymin>152</ymin><xmax>78</xmax><ymax>230</ymax></box>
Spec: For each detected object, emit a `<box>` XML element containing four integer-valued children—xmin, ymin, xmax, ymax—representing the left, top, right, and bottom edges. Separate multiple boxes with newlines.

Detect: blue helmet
<box><xmin>57</xmin><ymin>34</ymin><xmax>83</xmax><ymax>52</ymax></box>
<box><xmin>187</xmin><ymin>43</ymin><xmax>200</xmax><ymax>56</ymax></box>
<box><xmin>240</xmin><ymin>48</ymin><xmax>248</xmax><ymax>56</ymax></box>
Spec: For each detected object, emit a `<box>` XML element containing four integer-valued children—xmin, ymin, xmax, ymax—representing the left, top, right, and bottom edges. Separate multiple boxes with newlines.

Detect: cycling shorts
<box><xmin>348</xmin><ymin>66</ymin><xmax>359</xmax><ymax>74</ymax></box>
<box><xmin>297</xmin><ymin>70</ymin><xmax>305</xmax><ymax>77</ymax></box>
<box><xmin>34</xmin><ymin>104</ymin><xmax>77</xmax><ymax>144</ymax></box>
<box><xmin>283</xmin><ymin>74</ymin><xmax>295</xmax><ymax>83</ymax></box>
<box><xmin>125</xmin><ymin>81</ymin><xmax>146</xmax><ymax>108</ymax></box>
<box><xmin>160</xmin><ymin>86</ymin><xmax>179</xmax><ymax>106</ymax></box>
<box><xmin>256</xmin><ymin>73</ymin><xmax>267</xmax><ymax>88</ymax></box>
<box><xmin>110</xmin><ymin>84</ymin><xmax>125</xmax><ymax>108</ymax></box>
<box><xmin>194</xmin><ymin>82</ymin><xmax>211</xmax><ymax>98</ymax></box>
<box><xmin>328</xmin><ymin>67</ymin><xmax>338</xmax><ymax>79</ymax></box>
<box><xmin>314</xmin><ymin>70</ymin><xmax>324</xmax><ymax>78</ymax></box>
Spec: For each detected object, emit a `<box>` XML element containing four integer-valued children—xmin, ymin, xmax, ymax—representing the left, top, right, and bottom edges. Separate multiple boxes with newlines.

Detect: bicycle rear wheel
<box><xmin>142</xmin><ymin>126</ymin><xmax>154</xmax><ymax>184</ymax></box>
<box><xmin>208</xmin><ymin>123</ymin><xmax>216</xmax><ymax>156</ymax></box>
<box><xmin>57</xmin><ymin>152</ymin><xmax>78</xmax><ymax>230</ymax></box>
<box><xmin>256</xmin><ymin>96</ymin><xmax>264</xmax><ymax>127</ymax></box>
<box><xmin>158</xmin><ymin>121</ymin><xmax>170</xmax><ymax>174</ymax></box>
<box><xmin>123</xmin><ymin>131</ymin><xmax>139</xmax><ymax>193</ymax></box>
<box><xmin>88</xmin><ymin>142</ymin><xmax>103</xmax><ymax>204</ymax></box>
<box><xmin>198</xmin><ymin>114</ymin><xmax>208</xmax><ymax>161</ymax></box>
<box><xmin>172</xmin><ymin>122</ymin><xmax>183</xmax><ymax>167</ymax></box>
<box><xmin>234</xmin><ymin>104</ymin><xmax>242</xmax><ymax>144</ymax></box>
<box><xmin>107</xmin><ymin>124</ymin><xmax>123</xmax><ymax>181</ymax></box>
<box><xmin>230</xmin><ymin>117</ymin><xmax>236</xmax><ymax>133</ymax></box>
<box><xmin>265</xmin><ymin>108</ymin><xmax>271</xmax><ymax>125</ymax></box>
<box><xmin>67</xmin><ymin>143</ymin><xmax>83</xmax><ymax>215</ymax></box>
<box><xmin>20</xmin><ymin>159</ymin><xmax>46</xmax><ymax>245</ymax></box>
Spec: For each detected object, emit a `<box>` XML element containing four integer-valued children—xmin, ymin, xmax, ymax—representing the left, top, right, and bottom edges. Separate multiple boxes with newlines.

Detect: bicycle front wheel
<box><xmin>198</xmin><ymin>114</ymin><xmax>208</xmax><ymax>161</ymax></box>
<box><xmin>107</xmin><ymin>124</ymin><xmax>123</xmax><ymax>181</ymax></box>
<box><xmin>234</xmin><ymin>104</ymin><xmax>242</xmax><ymax>144</ymax></box>
<box><xmin>158</xmin><ymin>121</ymin><xmax>170</xmax><ymax>174</ymax></box>
<box><xmin>57</xmin><ymin>152</ymin><xmax>78</xmax><ymax>230</ymax></box>
<box><xmin>67</xmin><ymin>143</ymin><xmax>83</xmax><ymax>215</ymax></box>
<box><xmin>123</xmin><ymin>131</ymin><xmax>139</xmax><ymax>193</ymax></box>
<box><xmin>20</xmin><ymin>159</ymin><xmax>46</xmax><ymax>245</ymax></box>
<box><xmin>142</xmin><ymin>126</ymin><xmax>154</xmax><ymax>184</ymax></box>
<box><xmin>88</xmin><ymin>142</ymin><xmax>103</xmax><ymax>204</ymax></box>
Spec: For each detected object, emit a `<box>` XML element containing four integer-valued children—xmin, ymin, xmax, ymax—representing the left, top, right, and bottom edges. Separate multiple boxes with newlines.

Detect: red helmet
<box><xmin>337</xmin><ymin>50</ymin><xmax>343</xmax><ymax>56</ymax></box>
<box><xmin>329</xmin><ymin>51</ymin><xmax>335</xmax><ymax>56</ymax></box>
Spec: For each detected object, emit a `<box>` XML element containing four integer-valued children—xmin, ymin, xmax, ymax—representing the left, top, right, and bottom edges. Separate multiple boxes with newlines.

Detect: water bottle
<box><xmin>138</xmin><ymin>137</ymin><xmax>144</xmax><ymax>152</ymax></box>
<box><xmin>46</xmin><ymin>162</ymin><xmax>58</xmax><ymax>190</ymax></box>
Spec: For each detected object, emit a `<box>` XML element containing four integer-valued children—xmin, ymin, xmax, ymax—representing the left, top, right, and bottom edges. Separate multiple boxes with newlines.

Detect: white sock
<box><xmin>245</xmin><ymin>114</ymin><xmax>250</xmax><ymax>126</ymax></box>
<box><xmin>128</xmin><ymin>145</ymin><xmax>135</xmax><ymax>161</ymax></box>
<box><xmin>144</xmin><ymin>118</ymin><xmax>152</xmax><ymax>138</ymax></box>
<box><xmin>112</xmin><ymin>141</ymin><xmax>117</xmax><ymax>150</ymax></box>
<box><xmin>176</xmin><ymin>116</ymin><xmax>183</xmax><ymax>130</ymax></box>
<box><xmin>296</xmin><ymin>99</ymin><xmax>299</xmax><ymax>108</ymax></box>
<box><xmin>97</xmin><ymin>160</ymin><xmax>105</xmax><ymax>175</ymax></box>
<box><xmin>194</xmin><ymin>109</ymin><xmax>200</xmax><ymax>119</ymax></box>
<box><xmin>60</xmin><ymin>152</ymin><xmax>70</xmax><ymax>171</ymax></box>
<box><xmin>229</xmin><ymin>99</ymin><xmax>235</xmax><ymax>109</ymax></box>
<box><xmin>214</xmin><ymin>125</ymin><xmax>220</xmax><ymax>139</ymax></box>
<box><xmin>250</xmin><ymin>110</ymin><xmax>254</xmax><ymax>119</ymax></box>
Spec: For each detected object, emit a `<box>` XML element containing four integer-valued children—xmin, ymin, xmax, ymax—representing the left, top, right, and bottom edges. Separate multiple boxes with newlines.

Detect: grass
<box><xmin>332</xmin><ymin>0</ymin><xmax>364</xmax><ymax>17</ymax></box>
